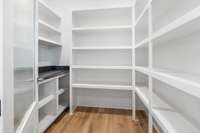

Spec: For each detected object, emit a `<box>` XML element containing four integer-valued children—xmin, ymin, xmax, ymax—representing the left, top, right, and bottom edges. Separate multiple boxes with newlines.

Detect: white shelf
<box><xmin>134</xmin><ymin>87</ymin><xmax>200</xmax><ymax>133</ymax></box>
<box><xmin>135</xmin><ymin>38</ymin><xmax>149</xmax><ymax>49</ymax></box>
<box><xmin>135</xmin><ymin>84</ymin><xmax>178</xmax><ymax>109</ymax></box>
<box><xmin>38</xmin><ymin>0</ymin><xmax>61</xmax><ymax>19</ymax></box>
<box><xmin>38</xmin><ymin>95</ymin><xmax>55</xmax><ymax>109</ymax></box>
<box><xmin>57</xmin><ymin>105</ymin><xmax>66</xmax><ymax>116</ymax></box>
<box><xmin>151</xmin><ymin>6</ymin><xmax>200</xmax><ymax>42</ymax></box>
<box><xmin>72</xmin><ymin>83</ymin><xmax>132</xmax><ymax>90</ymax></box>
<box><xmin>72</xmin><ymin>5</ymin><xmax>132</xmax><ymax>12</ymax></box>
<box><xmin>72</xmin><ymin>65</ymin><xmax>133</xmax><ymax>70</ymax></box>
<box><xmin>39</xmin><ymin>20</ymin><xmax>61</xmax><ymax>34</ymax></box>
<box><xmin>72</xmin><ymin>46</ymin><xmax>132</xmax><ymax>50</ymax></box>
<box><xmin>135</xmin><ymin>85</ymin><xmax>149</xmax><ymax>108</ymax></box>
<box><xmin>38</xmin><ymin>37</ymin><xmax>61</xmax><ymax>47</ymax></box>
<box><xmin>72</xmin><ymin>25</ymin><xmax>132</xmax><ymax>32</ymax></box>
<box><xmin>135</xmin><ymin>66</ymin><xmax>149</xmax><ymax>75</ymax></box>
<box><xmin>152</xmin><ymin>69</ymin><xmax>200</xmax><ymax>99</ymax></box>
<box><xmin>135</xmin><ymin>0</ymin><xmax>151</xmax><ymax>26</ymax></box>
<box><xmin>152</xmin><ymin>105</ymin><xmax>199</xmax><ymax>133</ymax></box>
<box><xmin>58</xmin><ymin>89</ymin><xmax>65</xmax><ymax>95</ymax></box>
<box><xmin>39</xmin><ymin>115</ymin><xmax>54</xmax><ymax>133</ymax></box>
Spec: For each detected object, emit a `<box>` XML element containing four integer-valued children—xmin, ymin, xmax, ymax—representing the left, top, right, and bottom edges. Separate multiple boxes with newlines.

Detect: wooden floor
<box><xmin>46</xmin><ymin>107</ymin><xmax>155</xmax><ymax>133</ymax></box>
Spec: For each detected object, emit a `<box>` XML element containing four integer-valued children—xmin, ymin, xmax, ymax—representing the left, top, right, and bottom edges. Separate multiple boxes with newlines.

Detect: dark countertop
<box><xmin>38</xmin><ymin>66</ymin><xmax>69</xmax><ymax>82</ymax></box>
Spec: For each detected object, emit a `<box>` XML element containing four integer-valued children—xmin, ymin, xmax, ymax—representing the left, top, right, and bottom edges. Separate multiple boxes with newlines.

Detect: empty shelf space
<box><xmin>135</xmin><ymin>38</ymin><xmax>149</xmax><ymax>49</ymax></box>
<box><xmin>39</xmin><ymin>20</ymin><xmax>61</xmax><ymax>34</ymax></box>
<box><xmin>38</xmin><ymin>0</ymin><xmax>61</xmax><ymax>22</ymax></box>
<box><xmin>152</xmin><ymin>0</ymin><xmax>200</xmax><ymax>33</ymax></box>
<box><xmin>73</xmin><ymin>50</ymin><xmax>132</xmax><ymax>66</ymax></box>
<box><xmin>152</xmin><ymin>78</ymin><xmax>200</xmax><ymax>133</ymax></box>
<box><xmin>135</xmin><ymin>0</ymin><xmax>151</xmax><ymax>21</ymax></box>
<box><xmin>72</xmin><ymin>46</ymin><xmax>132</xmax><ymax>50</ymax></box>
<box><xmin>72</xmin><ymin>83</ymin><xmax>132</xmax><ymax>90</ymax></box>
<box><xmin>38</xmin><ymin>95</ymin><xmax>55</xmax><ymax>108</ymax></box>
<box><xmin>152</xmin><ymin>6</ymin><xmax>200</xmax><ymax>43</ymax></box>
<box><xmin>72</xmin><ymin>6</ymin><xmax>132</xmax><ymax>27</ymax></box>
<box><xmin>135</xmin><ymin>85</ymin><xmax>149</xmax><ymax>108</ymax></box>
<box><xmin>135</xmin><ymin>73</ymin><xmax>176</xmax><ymax>111</ymax></box>
<box><xmin>57</xmin><ymin>105</ymin><xmax>66</xmax><ymax>116</ymax></box>
<box><xmin>72</xmin><ymin>69</ymin><xmax>132</xmax><ymax>89</ymax></box>
<box><xmin>72</xmin><ymin>65</ymin><xmax>132</xmax><ymax>70</ymax></box>
<box><xmin>152</xmin><ymin>109</ymin><xmax>200</xmax><ymax>133</ymax></box>
<box><xmin>135</xmin><ymin>9</ymin><xmax>149</xmax><ymax>45</ymax></box>
<box><xmin>152</xmin><ymin>69</ymin><xmax>200</xmax><ymax>99</ymax></box>
<box><xmin>135</xmin><ymin>66</ymin><xmax>149</xmax><ymax>75</ymax></box>
<box><xmin>39</xmin><ymin>37</ymin><xmax>61</xmax><ymax>47</ymax></box>
<box><xmin>135</xmin><ymin>47</ymin><xmax>149</xmax><ymax>68</ymax></box>
<box><xmin>73</xmin><ymin>28</ymin><xmax>131</xmax><ymax>47</ymax></box>
<box><xmin>39</xmin><ymin>115</ymin><xmax>55</xmax><ymax>133</ymax></box>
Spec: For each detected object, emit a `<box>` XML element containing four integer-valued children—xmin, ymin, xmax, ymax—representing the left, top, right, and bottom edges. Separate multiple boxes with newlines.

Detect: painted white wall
<box><xmin>43</xmin><ymin>0</ymin><xmax>132</xmax><ymax>65</ymax></box>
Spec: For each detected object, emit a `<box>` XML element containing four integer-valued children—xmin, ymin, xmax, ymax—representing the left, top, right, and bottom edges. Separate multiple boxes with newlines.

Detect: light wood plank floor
<box><xmin>46</xmin><ymin>107</ymin><xmax>155</xmax><ymax>133</ymax></box>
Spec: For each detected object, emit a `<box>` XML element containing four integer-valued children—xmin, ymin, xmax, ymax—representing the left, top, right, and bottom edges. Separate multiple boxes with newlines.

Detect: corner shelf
<box><xmin>71</xmin><ymin>5</ymin><xmax>133</xmax><ymax>115</ymax></box>
<box><xmin>134</xmin><ymin>1</ymin><xmax>200</xmax><ymax>132</ymax></box>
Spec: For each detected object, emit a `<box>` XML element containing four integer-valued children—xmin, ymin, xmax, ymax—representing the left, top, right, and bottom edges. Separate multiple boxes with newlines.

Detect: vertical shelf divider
<box><xmin>132</xmin><ymin>0</ymin><xmax>136</xmax><ymax>121</ymax></box>
<box><xmin>148</xmin><ymin>5</ymin><xmax>153</xmax><ymax>133</ymax></box>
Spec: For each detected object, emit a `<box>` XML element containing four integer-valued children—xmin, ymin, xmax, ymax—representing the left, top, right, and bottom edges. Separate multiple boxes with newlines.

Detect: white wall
<box><xmin>43</xmin><ymin>0</ymin><xmax>132</xmax><ymax>65</ymax></box>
